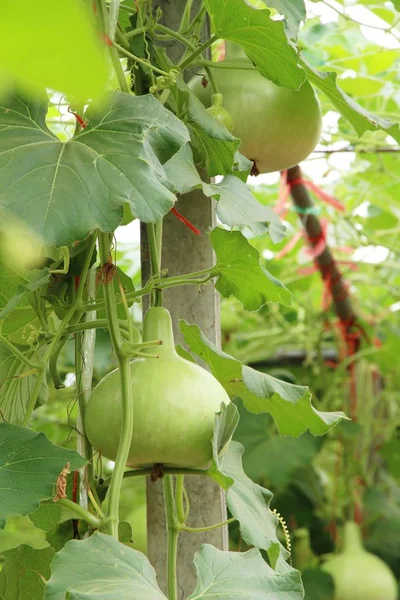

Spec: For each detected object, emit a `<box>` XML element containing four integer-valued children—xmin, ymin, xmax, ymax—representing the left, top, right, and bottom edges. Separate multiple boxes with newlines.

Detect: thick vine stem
<box><xmin>164</xmin><ymin>475</ymin><xmax>180</xmax><ymax>600</ymax></box>
<box><xmin>98</xmin><ymin>232</ymin><xmax>134</xmax><ymax>539</ymax></box>
<box><xmin>57</xmin><ymin>498</ymin><xmax>102</xmax><ymax>530</ymax></box>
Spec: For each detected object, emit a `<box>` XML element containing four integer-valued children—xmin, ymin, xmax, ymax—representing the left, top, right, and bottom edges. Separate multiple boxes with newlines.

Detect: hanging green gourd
<box><xmin>85</xmin><ymin>306</ymin><xmax>230</xmax><ymax>469</ymax></box>
<box><xmin>189</xmin><ymin>42</ymin><xmax>322</xmax><ymax>174</ymax></box>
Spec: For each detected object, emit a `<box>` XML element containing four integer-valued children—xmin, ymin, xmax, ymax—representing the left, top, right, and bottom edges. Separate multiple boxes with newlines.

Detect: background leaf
<box><xmin>0</xmin><ymin>423</ymin><xmax>85</xmax><ymax>519</ymax></box>
<box><xmin>303</xmin><ymin>61</ymin><xmax>400</xmax><ymax>142</ymax></box>
<box><xmin>44</xmin><ymin>532</ymin><xmax>166</xmax><ymax>600</ymax></box>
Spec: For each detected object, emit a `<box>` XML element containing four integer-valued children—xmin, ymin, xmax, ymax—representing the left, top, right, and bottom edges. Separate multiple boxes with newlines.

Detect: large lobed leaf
<box><xmin>0</xmin><ymin>423</ymin><xmax>85</xmax><ymax>519</ymax></box>
<box><xmin>44</xmin><ymin>532</ymin><xmax>166</xmax><ymax>600</ymax></box>
<box><xmin>0</xmin><ymin>92</ymin><xmax>189</xmax><ymax>246</ymax></box>
<box><xmin>189</xmin><ymin>544</ymin><xmax>304</xmax><ymax>599</ymax></box>
<box><xmin>180</xmin><ymin>321</ymin><xmax>346</xmax><ymax>437</ymax></box>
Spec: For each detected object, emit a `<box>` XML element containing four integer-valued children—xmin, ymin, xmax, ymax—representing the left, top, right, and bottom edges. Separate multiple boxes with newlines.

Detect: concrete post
<box><xmin>141</xmin><ymin>2</ymin><xmax>229</xmax><ymax>597</ymax></box>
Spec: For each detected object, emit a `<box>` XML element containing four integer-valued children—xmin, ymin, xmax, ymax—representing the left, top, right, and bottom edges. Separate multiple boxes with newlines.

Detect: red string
<box><xmin>171</xmin><ymin>208</ymin><xmax>201</xmax><ymax>235</ymax></box>
<box><xmin>275</xmin><ymin>170</ymin><xmax>345</xmax><ymax>216</ymax></box>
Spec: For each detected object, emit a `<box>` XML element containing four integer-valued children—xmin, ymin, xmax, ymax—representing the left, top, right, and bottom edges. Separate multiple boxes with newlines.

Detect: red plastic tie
<box><xmin>68</xmin><ymin>107</ymin><xmax>86</xmax><ymax>129</ymax></box>
<box><xmin>103</xmin><ymin>34</ymin><xmax>113</xmax><ymax>47</ymax></box>
<box><xmin>171</xmin><ymin>207</ymin><xmax>201</xmax><ymax>235</ymax></box>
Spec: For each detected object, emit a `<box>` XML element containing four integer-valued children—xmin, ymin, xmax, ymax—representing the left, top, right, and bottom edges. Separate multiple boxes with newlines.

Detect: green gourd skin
<box><xmin>322</xmin><ymin>522</ymin><xmax>397</xmax><ymax>600</ymax></box>
<box><xmin>85</xmin><ymin>307</ymin><xmax>230</xmax><ymax>469</ymax></box>
<box><xmin>189</xmin><ymin>42</ymin><xmax>322</xmax><ymax>174</ymax></box>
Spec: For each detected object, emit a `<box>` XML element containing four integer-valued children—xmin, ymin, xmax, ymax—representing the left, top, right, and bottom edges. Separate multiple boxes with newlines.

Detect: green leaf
<box><xmin>210</xmin><ymin>441</ymin><xmax>292</xmax><ymax>570</ymax></box>
<box><xmin>0</xmin><ymin>423</ymin><xmax>85</xmax><ymax>519</ymax></box>
<box><xmin>44</xmin><ymin>532</ymin><xmax>166</xmax><ymax>600</ymax></box>
<box><xmin>0</xmin><ymin>344</ymin><xmax>48</xmax><ymax>425</ymax></box>
<box><xmin>0</xmin><ymin>92</ymin><xmax>189</xmax><ymax>246</ymax></box>
<box><xmin>303</xmin><ymin>60</ymin><xmax>400</xmax><ymax>143</ymax></box>
<box><xmin>261</xmin><ymin>0</ymin><xmax>306</xmax><ymax>39</ymax></box>
<box><xmin>176</xmin><ymin>83</ymin><xmax>241</xmax><ymax>177</ymax></box>
<box><xmin>188</xmin><ymin>544</ymin><xmax>304</xmax><ymax>599</ymax></box>
<box><xmin>164</xmin><ymin>145</ymin><xmax>285</xmax><ymax>241</ymax></box>
<box><xmin>180</xmin><ymin>321</ymin><xmax>346</xmax><ymax>437</ymax></box>
<box><xmin>0</xmin><ymin>0</ymin><xmax>107</xmax><ymax>101</ymax></box>
<box><xmin>204</xmin><ymin>0</ymin><xmax>305</xmax><ymax>89</ymax></box>
<box><xmin>30</xmin><ymin>503</ymin><xmax>63</xmax><ymax>533</ymax></box>
<box><xmin>380</xmin><ymin>438</ymin><xmax>400</xmax><ymax>478</ymax></box>
<box><xmin>210</xmin><ymin>228</ymin><xmax>292</xmax><ymax>309</ymax></box>
<box><xmin>0</xmin><ymin>545</ymin><xmax>54</xmax><ymax>600</ymax></box>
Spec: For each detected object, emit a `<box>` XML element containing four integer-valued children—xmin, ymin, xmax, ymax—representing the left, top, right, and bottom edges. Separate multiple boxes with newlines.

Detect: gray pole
<box><xmin>141</xmin><ymin>2</ymin><xmax>228</xmax><ymax>597</ymax></box>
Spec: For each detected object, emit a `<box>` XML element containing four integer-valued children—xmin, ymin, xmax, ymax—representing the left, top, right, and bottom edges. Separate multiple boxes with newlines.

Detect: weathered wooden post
<box><xmin>141</xmin><ymin>2</ymin><xmax>228</xmax><ymax>597</ymax></box>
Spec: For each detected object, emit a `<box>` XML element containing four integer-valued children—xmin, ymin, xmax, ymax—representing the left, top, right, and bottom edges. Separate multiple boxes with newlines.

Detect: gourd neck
<box><xmin>342</xmin><ymin>521</ymin><xmax>364</xmax><ymax>554</ymax></box>
<box><xmin>224</xmin><ymin>41</ymin><xmax>249</xmax><ymax>61</ymax></box>
<box><xmin>142</xmin><ymin>307</ymin><xmax>177</xmax><ymax>358</ymax></box>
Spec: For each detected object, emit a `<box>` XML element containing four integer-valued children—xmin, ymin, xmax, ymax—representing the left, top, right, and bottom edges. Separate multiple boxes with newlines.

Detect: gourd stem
<box><xmin>175</xmin><ymin>475</ymin><xmax>186</xmax><ymax>523</ymax></box>
<box><xmin>164</xmin><ymin>475</ymin><xmax>180</xmax><ymax>600</ymax></box>
<box><xmin>98</xmin><ymin>232</ymin><xmax>134</xmax><ymax>539</ymax></box>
